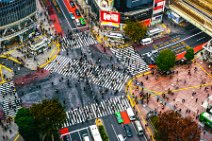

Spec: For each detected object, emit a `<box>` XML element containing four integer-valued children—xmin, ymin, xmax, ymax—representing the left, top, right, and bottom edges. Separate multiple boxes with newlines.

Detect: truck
<box><xmin>127</xmin><ymin>108</ymin><xmax>136</xmax><ymax>121</ymax></box>
<box><xmin>89</xmin><ymin>125</ymin><xmax>103</xmax><ymax>141</ymax></box>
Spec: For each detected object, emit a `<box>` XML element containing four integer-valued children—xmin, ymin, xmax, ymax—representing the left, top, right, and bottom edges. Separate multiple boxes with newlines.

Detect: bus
<box><xmin>140</xmin><ymin>38</ymin><xmax>153</xmax><ymax>45</ymax></box>
<box><xmin>147</xmin><ymin>28</ymin><xmax>164</xmax><ymax>37</ymax></box>
<box><xmin>89</xmin><ymin>125</ymin><xmax>103</xmax><ymax>141</ymax></box>
<box><xmin>199</xmin><ymin>112</ymin><xmax>212</xmax><ymax>128</ymax></box>
<box><xmin>105</xmin><ymin>32</ymin><xmax>124</xmax><ymax>39</ymax></box>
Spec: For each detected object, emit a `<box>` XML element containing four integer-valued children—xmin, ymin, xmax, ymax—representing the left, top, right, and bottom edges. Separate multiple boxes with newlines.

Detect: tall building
<box><xmin>86</xmin><ymin>0</ymin><xmax>166</xmax><ymax>30</ymax></box>
<box><xmin>114</xmin><ymin>0</ymin><xmax>166</xmax><ymax>26</ymax></box>
<box><xmin>0</xmin><ymin>0</ymin><xmax>37</xmax><ymax>49</ymax></box>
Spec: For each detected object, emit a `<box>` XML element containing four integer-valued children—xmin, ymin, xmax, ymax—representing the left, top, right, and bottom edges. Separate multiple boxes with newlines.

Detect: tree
<box><xmin>30</xmin><ymin>99</ymin><xmax>66</xmax><ymax>141</ymax></box>
<box><xmin>156</xmin><ymin>49</ymin><xmax>176</xmax><ymax>72</ymax></box>
<box><xmin>155</xmin><ymin>110</ymin><xmax>200</xmax><ymax>141</ymax></box>
<box><xmin>123</xmin><ymin>21</ymin><xmax>147</xmax><ymax>42</ymax></box>
<box><xmin>185</xmin><ymin>48</ymin><xmax>194</xmax><ymax>61</ymax></box>
<box><xmin>98</xmin><ymin>125</ymin><xmax>109</xmax><ymax>141</ymax></box>
<box><xmin>15</xmin><ymin>108</ymin><xmax>39</xmax><ymax>141</ymax></box>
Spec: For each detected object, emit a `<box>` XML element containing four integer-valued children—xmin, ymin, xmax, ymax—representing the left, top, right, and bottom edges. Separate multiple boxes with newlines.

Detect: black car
<box><xmin>63</xmin><ymin>135</ymin><xmax>70</xmax><ymax>141</ymax></box>
<box><xmin>124</xmin><ymin>124</ymin><xmax>133</xmax><ymax>137</ymax></box>
<box><xmin>75</xmin><ymin>9</ymin><xmax>81</xmax><ymax>16</ymax></box>
<box><xmin>70</xmin><ymin>1</ymin><xmax>75</xmax><ymax>7</ymax></box>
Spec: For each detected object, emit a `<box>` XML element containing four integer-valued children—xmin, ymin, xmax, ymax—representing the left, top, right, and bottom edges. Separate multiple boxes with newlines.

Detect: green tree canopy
<box><xmin>156</xmin><ymin>49</ymin><xmax>176</xmax><ymax>72</ymax></box>
<box><xmin>30</xmin><ymin>99</ymin><xmax>66</xmax><ymax>141</ymax></box>
<box><xmin>185</xmin><ymin>48</ymin><xmax>194</xmax><ymax>61</ymax></box>
<box><xmin>15</xmin><ymin>108</ymin><xmax>39</xmax><ymax>141</ymax></box>
<box><xmin>156</xmin><ymin>110</ymin><xmax>200</xmax><ymax>141</ymax></box>
<box><xmin>123</xmin><ymin>21</ymin><xmax>147</xmax><ymax>42</ymax></box>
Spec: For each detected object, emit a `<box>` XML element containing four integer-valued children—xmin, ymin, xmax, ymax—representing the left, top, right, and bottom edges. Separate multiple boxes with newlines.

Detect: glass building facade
<box><xmin>0</xmin><ymin>0</ymin><xmax>36</xmax><ymax>26</ymax></box>
<box><xmin>0</xmin><ymin>0</ymin><xmax>37</xmax><ymax>48</ymax></box>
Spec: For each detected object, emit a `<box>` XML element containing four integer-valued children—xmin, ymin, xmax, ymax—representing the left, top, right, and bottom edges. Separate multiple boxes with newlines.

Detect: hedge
<box><xmin>98</xmin><ymin>125</ymin><xmax>109</xmax><ymax>141</ymax></box>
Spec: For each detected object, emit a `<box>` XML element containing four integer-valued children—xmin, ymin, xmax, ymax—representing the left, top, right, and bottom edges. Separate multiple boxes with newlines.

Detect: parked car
<box><xmin>63</xmin><ymin>135</ymin><xmax>70</xmax><ymax>141</ymax></box>
<box><xmin>79</xmin><ymin>17</ymin><xmax>86</xmax><ymax>26</ymax></box>
<box><xmin>69</xmin><ymin>13</ymin><xmax>75</xmax><ymax>20</ymax></box>
<box><xmin>115</xmin><ymin>112</ymin><xmax>124</xmax><ymax>124</ymax></box>
<box><xmin>117</xmin><ymin>134</ymin><xmax>126</xmax><ymax>141</ymax></box>
<box><xmin>123</xmin><ymin>124</ymin><xmax>132</xmax><ymax>137</ymax></box>
<box><xmin>75</xmin><ymin>9</ymin><xmax>81</xmax><ymax>16</ymax></box>
<box><xmin>75</xmin><ymin>19</ymin><xmax>80</xmax><ymax>26</ymax></box>
<box><xmin>82</xmin><ymin>134</ymin><xmax>90</xmax><ymax>141</ymax></box>
<box><xmin>70</xmin><ymin>1</ymin><xmax>75</xmax><ymax>8</ymax></box>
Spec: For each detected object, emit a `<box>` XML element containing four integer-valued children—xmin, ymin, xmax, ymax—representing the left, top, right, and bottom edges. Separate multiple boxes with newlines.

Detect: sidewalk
<box><xmin>126</xmin><ymin>56</ymin><xmax>212</xmax><ymax>140</ymax></box>
<box><xmin>91</xmin><ymin>26</ymin><xmax>131</xmax><ymax>48</ymax></box>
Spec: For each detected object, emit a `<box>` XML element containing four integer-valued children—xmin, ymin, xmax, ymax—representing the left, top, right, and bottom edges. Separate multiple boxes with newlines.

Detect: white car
<box><xmin>117</xmin><ymin>134</ymin><xmax>126</xmax><ymax>141</ymax></box>
<box><xmin>69</xmin><ymin>13</ymin><xmax>75</xmax><ymax>20</ymax></box>
<box><xmin>75</xmin><ymin>19</ymin><xmax>80</xmax><ymax>26</ymax></box>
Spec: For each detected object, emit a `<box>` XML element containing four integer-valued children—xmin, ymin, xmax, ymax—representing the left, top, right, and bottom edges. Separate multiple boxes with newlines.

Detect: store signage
<box><xmin>155</xmin><ymin>0</ymin><xmax>165</xmax><ymax>3</ymax></box>
<box><xmin>100</xmin><ymin>10</ymin><xmax>120</xmax><ymax>27</ymax></box>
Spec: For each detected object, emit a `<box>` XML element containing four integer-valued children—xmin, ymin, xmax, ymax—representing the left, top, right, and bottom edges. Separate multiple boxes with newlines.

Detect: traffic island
<box><xmin>0</xmin><ymin>64</ymin><xmax>14</xmax><ymax>84</ymax></box>
<box><xmin>91</xmin><ymin>26</ymin><xmax>131</xmax><ymax>49</ymax></box>
<box><xmin>1</xmin><ymin>40</ymin><xmax>61</xmax><ymax>71</ymax></box>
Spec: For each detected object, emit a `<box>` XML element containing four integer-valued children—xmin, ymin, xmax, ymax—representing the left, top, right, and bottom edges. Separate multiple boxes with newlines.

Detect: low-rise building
<box><xmin>28</xmin><ymin>35</ymin><xmax>51</xmax><ymax>55</ymax></box>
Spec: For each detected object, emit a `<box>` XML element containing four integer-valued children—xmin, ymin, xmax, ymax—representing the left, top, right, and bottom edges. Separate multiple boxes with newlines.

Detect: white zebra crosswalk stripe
<box><xmin>111</xmin><ymin>46</ymin><xmax>149</xmax><ymax>75</ymax></box>
<box><xmin>45</xmin><ymin>55</ymin><xmax>129</xmax><ymax>91</ymax></box>
<box><xmin>63</xmin><ymin>96</ymin><xmax>131</xmax><ymax>127</ymax></box>
<box><xmin>0</xmin><ymin>81</ymin><xmax>22</xmax><ymax>117</ymax></box>
<box><xmin>61</xmin><ymin>32</ymin><xmax>98</xmax><ymax>51</ymax></box>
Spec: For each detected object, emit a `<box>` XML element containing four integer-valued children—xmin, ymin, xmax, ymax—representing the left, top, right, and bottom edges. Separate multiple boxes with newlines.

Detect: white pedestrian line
<box><xmin>61</xmin><ymin>32</ymin><xmax>98</xmax><ymax>51</ymax></box>
<box><xmin>63</xmin><ymin>96</ymin><xmax>131</xmax><ymax>127</ymax></box>
<box><xmin>111</xmin><ymin>46</ymin><xmax>149</xmax><ymax>76</ymax></box>
<box><xmin>0</xmin><ymin>81</ymin><xmax>22</xmax><ymax>117</ymax></box>
<box><xmin>45</xmin><ymin>55</ymin><xmax>129</xmax><ymax>91</ymax></box>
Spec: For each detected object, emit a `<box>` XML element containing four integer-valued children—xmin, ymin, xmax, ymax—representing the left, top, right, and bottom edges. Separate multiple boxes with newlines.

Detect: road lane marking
<box><xmin>13</xmin><ymin>134</ymin><xmax>20</xmax><ymax>141</ymax></box>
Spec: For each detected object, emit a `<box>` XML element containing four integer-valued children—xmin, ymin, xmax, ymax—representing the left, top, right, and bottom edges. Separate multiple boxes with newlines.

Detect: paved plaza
<box><xmin>127</xmin><ymin>56</ymin><xmax>212</xmax><ymax>140</ymax></box>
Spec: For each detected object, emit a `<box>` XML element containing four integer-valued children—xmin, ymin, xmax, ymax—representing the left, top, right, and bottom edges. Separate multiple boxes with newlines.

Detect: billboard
<box><xmin>100</xmin><ymin>11</ymin><xmax>120</xmax><ymax>27</ymax></box>
<box><xmin>153</xmin><ymin>0</ymin><xmax>165</xmax><ymax>15</ymax></box>
<box><xmin>95</xmin><ymin>0</ymin><xmax>114</xmax><ymax>11</ymax></box>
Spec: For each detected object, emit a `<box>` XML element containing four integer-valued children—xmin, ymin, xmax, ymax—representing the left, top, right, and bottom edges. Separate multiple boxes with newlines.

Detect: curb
<box><xmin>39</xmin><ymin>41</ymin><xmax>61</xmax><ymax>69</ymax></box>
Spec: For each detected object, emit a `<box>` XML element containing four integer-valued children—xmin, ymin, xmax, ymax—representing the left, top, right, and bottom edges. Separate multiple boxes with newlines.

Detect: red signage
<box><xmin>141</xmin><ymin>19</ymin><xmax>151</xmax><ymax>27</ymax></box>
<box><xmin>59</xmin><ymin>128</ymin><xmax>69</xmax><ymax>135</ymax></box>
<box><xmin>155</xmin><ymin>0</ymin><xmax>164</xmax><ymax>3</ymax></box>
<box><xmin>100</xmin><ymin>11</ymin><xmax>120</xmax><ymax>23</ymax></box>
<box><xmin>154</xmin><ymin>5</ymin><xmax>163</xmax><ymax>10</ymax></box>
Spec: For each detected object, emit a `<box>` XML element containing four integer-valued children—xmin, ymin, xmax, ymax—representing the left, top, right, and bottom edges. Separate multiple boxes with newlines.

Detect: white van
<box><xmin>82</xmin><ymin>134</ymin><xmax>90</xmax><ymax>141</ymax></box>
<box><xmin>126</xmin><ymin>108</ymin><xmax>136</xmax><ymax>121</ymax></box>
<box><xmin>140</xmin><ymin>38</ymin><xmax>153</xmax><ymax>45</ymax></box>
<box><xmin>106</xmin><ymin>32</ymin><xmax>124</xmax><ymax>39</ymax></box>
<box><xmin>75</xmin><ymin>19</ymin><xmax>80</xmax><ymax>26</ymax></box>
<box><xmin>117</xmin><ymin>134</ymin><xmax>126</xmax><ymax>141</ymax></box>
<box><xmin>134</xmin><ymin>120</ymin><xmax>144</xmax><ymax>135</ymax></box>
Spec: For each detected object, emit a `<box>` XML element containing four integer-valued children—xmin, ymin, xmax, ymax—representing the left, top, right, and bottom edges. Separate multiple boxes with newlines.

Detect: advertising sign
<box><xmin>151</xmin><ymin>15</ymin><xmax>163</xmax><ymax>25</ymax></box>
<box><xmin>155</xmin><ymin>0</ymin><xmax>165</xmax><ymax>3</ymax></box>
<box><xmin>153</xmin><ymin>0</ymin><xmax>165</xmax><ymax>15</ymax></box>
<box><xmin>95</xmin><ymin>0</ymin><xmax>114</xmax><ymax>11</ymax></box>
<box><xmin>141</xmin><ymin>19</ymin><xmax>151</xmax><ymax>27</ymax></box>
<box><xmin>100</xmin><ymin>11</ymin><xmax>120</xmax><ymax>27</ymax></box>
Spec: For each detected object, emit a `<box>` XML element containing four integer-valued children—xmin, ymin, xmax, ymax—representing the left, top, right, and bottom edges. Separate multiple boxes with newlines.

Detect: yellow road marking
<box><xmin>39</xmin><ymin>41</ymin><xmax>60</xmax><ymax>68</ymax></box>
<box><xmin>0</xmin><ymin>64</ymin><xmax>13</xmax><ymax>72</ymax></box>
<box><xmin>14</xmin><ymin>134</ymin><xmax>20</xmax><ymax>141</ymax></box>
<box><xmin>196</xmin><ymin>62</ymin><xmax>212</xmax><ymax>78</ymax></box>
<box><xmin>0</xmin><ymin>65</ymin><xmax>4</xmax><ymax>83</ymax></box>
<box><xmin>135</xmin><ymin>105</ymin><xmax>156</xmax><ymax>141</ymax></box>
<box><xmin>125</xmin><ymin>72</ymin><xmax>156</xmax><ymax>140</ymax></box>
